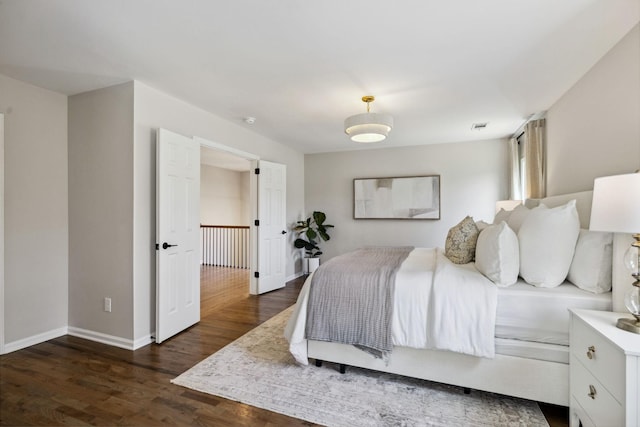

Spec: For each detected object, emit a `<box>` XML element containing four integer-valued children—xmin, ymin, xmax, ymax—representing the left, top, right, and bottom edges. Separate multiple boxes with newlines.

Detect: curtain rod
<box><xmin>511</xmin><ymin>111</ymin><xmax>547</xmax><ymax>139</ymax></box>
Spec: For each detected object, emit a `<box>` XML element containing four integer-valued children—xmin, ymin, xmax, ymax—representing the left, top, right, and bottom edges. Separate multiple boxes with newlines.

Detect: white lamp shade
<box><xmin>589</xmin><ymin>173</ymin><xmax>640</xmax><ymax>233</ymax></box>
<box><xmin>344</xmin><ymin>113</ymin><xmax>393</xmax><ymax>143</ymax></box>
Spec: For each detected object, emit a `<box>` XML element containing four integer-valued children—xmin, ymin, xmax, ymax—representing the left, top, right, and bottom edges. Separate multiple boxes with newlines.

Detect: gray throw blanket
<box><xmin>305</xmin><ymin>247</ymin><xmax>413</xmax><ymax>359</ymax></box>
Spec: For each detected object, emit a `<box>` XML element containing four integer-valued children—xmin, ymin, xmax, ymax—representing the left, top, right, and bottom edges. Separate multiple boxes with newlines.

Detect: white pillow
<box><xmin>518</xmin><ymin>200</ymin><xmax>580</xmax><ymax>288</ymax></box>
<box><xmin>475</xmin><ymin>221</ymin><xmax>519</xmax><ymax>287</ymax></box>
<box><xmin>475</xmin><ymin>220</ymin><xmax>491</xmax><ymax>231</ymax></box>
<box><xmin>568</xmin><ymin>229</ymin><xmax>613</xmax><ymax>293</ymax></box>
<box><xmin>493</xmin><ymin>208</ymin><xmax>511</xmax><ymax>225</ymax></box>
<box><xmin>506</xmin><ymin>204</ymin><xmax>534</xmax><ymax>234</ymax></box>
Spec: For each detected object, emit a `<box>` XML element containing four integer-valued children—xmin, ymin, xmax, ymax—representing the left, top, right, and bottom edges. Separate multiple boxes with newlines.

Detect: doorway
<box><xmin>199</xmin><ymin>142</ymin><xmax>253</xmax><ymax>315</ymax></box>
<box><xmin>156</xmin><ymin>131</ymin><xmax>285</xmax><ymax>343</ymax></box>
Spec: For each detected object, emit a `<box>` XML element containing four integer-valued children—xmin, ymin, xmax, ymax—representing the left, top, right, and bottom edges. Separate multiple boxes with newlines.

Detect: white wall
<box><xmin>0</xmin><ymin>74</ymin><xmax>68</xmax><ymax>350</ymax></box>
<box><xmin>547</xmin><ymin>24</ymin><xmax>640</xmax><ymax>195</ymax></box>
<box><xmin>133</xmin><ymin>81</ymin><xmax>305</xmax><ymax>343</ymax></box>
<box><xmin>304</xmin><ymin>138</ymin><xmax>508</xmax><ymax>263</ymax></box>
<box><xmin>68</xmin><ymin>82</ymin><xmax>135</xmax><ymax>341</ymax></box>
<box><xmin>200</xmin><ymin>165</ymin><xmax>250</xmax><ymax>226</ymax></box>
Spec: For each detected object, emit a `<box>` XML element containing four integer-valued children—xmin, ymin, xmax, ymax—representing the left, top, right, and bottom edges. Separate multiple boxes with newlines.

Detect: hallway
<box><xmin>201</xmin><ymin>266</ymin><xmax>249</xmax><ymax>317</ymax></box>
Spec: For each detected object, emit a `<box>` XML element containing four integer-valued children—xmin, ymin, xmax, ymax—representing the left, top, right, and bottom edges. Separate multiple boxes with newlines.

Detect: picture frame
<box><xmin>353</xmin><ymin>175</ymin><xmax>440</xmax><ymax>220</ymax></box>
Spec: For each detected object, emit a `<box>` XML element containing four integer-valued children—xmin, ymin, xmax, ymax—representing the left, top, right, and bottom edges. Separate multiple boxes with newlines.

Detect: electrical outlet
<box><xmin>104</xmin><ymin>297</ymin><xmax>112</xmax><ymax>313</ymax></box>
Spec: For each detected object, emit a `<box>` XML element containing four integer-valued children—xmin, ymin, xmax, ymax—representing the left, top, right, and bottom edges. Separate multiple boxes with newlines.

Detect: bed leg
<box><xmin>339</xmin><ymin>364</ymin><xmax>346</xmax><ymax>374</ymax></box>
<box><xmin>315</xmin><ymin>359</ymin><xmax>323</xmax><ymax>367</ymax></box>
<box><xmin>463</xmin><ymin>387</ymin><xmax>471</xmax><ymax>394</ymax></box>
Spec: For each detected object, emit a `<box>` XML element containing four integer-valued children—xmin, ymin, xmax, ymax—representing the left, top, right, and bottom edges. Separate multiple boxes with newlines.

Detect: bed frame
<box><xmin>307</xmin><ymin>191</ymin><xmax>631</xmax><ymax>406</ymax></box>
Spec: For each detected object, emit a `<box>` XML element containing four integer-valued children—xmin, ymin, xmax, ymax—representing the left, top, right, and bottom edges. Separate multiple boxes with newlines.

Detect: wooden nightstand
<box><xmin>569</xmin><ymin>309</ymin><xmax>640</xmax><ymax>427</ymax></box>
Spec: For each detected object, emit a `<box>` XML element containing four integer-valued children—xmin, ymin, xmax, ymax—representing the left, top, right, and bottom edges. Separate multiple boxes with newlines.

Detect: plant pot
<box><xmin>305</xmin><ymin>257</ymin><xmax>320</xmax><ymax>274</ymax></box>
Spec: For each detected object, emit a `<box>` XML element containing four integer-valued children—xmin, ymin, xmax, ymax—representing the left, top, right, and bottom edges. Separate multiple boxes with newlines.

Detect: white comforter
<box><xmin>284</xmin><ymin>248</ymin><xmax>498</xmax><ymax>364</ymax></box>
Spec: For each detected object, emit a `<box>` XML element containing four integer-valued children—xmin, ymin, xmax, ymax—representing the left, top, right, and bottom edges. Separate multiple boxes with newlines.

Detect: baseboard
<box><xmin>3</xmin><ymin>326</ymin><xmax>68</xmax><ymax>354</ymax></box>
<box><xmin>133</xmin><ymin>334</ymin><xmax>154</xmax><ymax>350</ymax></box>
<box><xmin>2</xmin><ymin>326</ymin><xmax>155</xmax><ymax>354</ymax></box>
<box><xmin>286</xmin><ymin>272</ymin><xmax>306</xmax><ymax>283</ymax></box>
<box><xmin>67</xmin><ymin>327</ymin><xmax>136</xmax><ymax>351</ymax></box>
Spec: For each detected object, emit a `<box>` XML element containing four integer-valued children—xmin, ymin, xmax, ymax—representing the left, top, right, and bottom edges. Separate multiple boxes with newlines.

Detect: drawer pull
<box><xmin>588</xmin><ymin>384</ymin><xmax>597</xmax><ymax>399</ymax></box>
<box><xmin>586</xmin><ymin>345</ymin><xmax>596</xmax><ymax>359</ymax></box>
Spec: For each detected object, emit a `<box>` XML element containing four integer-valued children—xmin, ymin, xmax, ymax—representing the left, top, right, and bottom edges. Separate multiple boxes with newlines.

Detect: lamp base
<box><xmin>616</xmin><ymin>317</ymin><xmax>640</xmax><ymax>334</ymax></box>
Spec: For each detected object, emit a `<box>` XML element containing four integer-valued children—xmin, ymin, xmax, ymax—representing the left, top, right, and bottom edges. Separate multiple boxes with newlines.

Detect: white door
<box><xmin>156</xmin><ymin>128</ymin><xmax>200</xmax><ymax>343</ymax></box>
<box><xmin>255</xmin><ymin>160</ymin><xmax>286</xmax><ymax>294</ymax></box>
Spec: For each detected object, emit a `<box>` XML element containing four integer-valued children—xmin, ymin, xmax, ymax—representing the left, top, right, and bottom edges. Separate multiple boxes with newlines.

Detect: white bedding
<box><xmin>285</xmin><ymin>248</ymin><xmax>498</xmax><ymax>364</ymax></box>
<box><xmin>495</xmin><ymin>281</ymin><xmax>612</xmax><ymax>345</ymax></box>
<box><xmin>286</xmin><ymin>246</ymin><xmax>615</xmax><ymax>366</ymax></box>
<box><xmin>495</xmin><ymin>338</ymin><xmax>569</xmax><ymax>364</ymax></box>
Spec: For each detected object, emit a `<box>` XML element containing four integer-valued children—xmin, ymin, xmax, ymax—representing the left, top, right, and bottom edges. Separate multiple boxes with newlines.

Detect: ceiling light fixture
<box><xmin>344</xmin><ymin>96</ymin><xmax>393</xmax><ymax>143</ymax></box>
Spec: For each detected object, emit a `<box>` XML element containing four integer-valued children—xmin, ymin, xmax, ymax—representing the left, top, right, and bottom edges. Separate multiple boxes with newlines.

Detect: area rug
<box><xmin>172</xmin><ymin>306</ymin><xmax>549</xmax><ymax>427</ymax></box>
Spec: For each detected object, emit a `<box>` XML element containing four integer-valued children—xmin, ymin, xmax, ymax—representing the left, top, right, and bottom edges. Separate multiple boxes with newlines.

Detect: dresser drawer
<box><xmin>570</xmin><ymin>396</ymin><xmax>595</xmax><ymax>427</ymax></box>
<box><xmin>571</xmin><ymin>355</ymin><xmax>623</xmax><ymax>427</ymax></box>
<box><xmin>571</xmin><ymin>316</ymin><xmax>625</xmax><ymax>403</ymax></box>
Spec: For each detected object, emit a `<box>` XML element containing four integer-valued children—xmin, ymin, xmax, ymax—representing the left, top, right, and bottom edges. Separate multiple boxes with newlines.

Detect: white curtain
<box><xmin>523</xmin><ymin>118</ymin><xmax>546</xmax><ymax>199</ymax></box>
<box><xmin>508</xmin><ymin>137</ymin><xmax>522</xmax><ymax>200</ymax></box>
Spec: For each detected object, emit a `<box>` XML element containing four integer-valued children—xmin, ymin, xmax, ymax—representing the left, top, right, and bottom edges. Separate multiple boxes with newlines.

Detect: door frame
<box><xmin>0</xmin><ymin>113</ymin><xmax>5</xmax><ymax>354</ymax></box>
<box><xmin>194</xmin><ymin>137</ymin><xmax>261</xmax><ymax>295</ymax></box>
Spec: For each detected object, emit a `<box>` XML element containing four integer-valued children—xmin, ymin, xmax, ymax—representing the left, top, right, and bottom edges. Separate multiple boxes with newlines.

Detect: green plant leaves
<box><xmin>305</xmin><ymin>228</ymin><xmax>317</xmax><ymax>240</ymax></box>
<box><xmin>313</xmin><ymin>211</ymin><xmax>326</xmax><ymax>225</ymax></box>
<box><xmin>292</xmin><ymin>211</ymin><xmax>334</xmax><ymax>257</ymax></box>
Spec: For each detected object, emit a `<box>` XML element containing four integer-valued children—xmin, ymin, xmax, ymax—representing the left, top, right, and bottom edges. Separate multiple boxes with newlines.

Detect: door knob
<box><xmin>162</xmin><ymin>242</ymin><xmax>178</xmax><ymax>249</ymax></box>
<box><xmin>281</xmin><ymin>230</ymin><xmax>287</xmax><ymax>234</ymax></box>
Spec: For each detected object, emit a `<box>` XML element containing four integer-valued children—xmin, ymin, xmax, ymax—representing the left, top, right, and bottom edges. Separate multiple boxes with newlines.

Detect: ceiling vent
<box><xmin>471</xmin><ymin>122</ymin><xmax>488</xmax><ymax>130</ymax></box>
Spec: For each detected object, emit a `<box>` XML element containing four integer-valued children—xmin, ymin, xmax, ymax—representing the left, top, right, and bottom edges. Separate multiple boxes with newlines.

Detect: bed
<box><xmin>285</xmin><ymin>191</ymin><xmax>631</xmax><ymax>406</ymax></box>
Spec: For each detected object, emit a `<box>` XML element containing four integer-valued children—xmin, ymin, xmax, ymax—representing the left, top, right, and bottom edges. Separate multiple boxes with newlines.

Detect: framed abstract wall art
<box><xmin>353</xmin><ymin>175</ymin><xmax>440</xmax><ymax>220</ymax></box>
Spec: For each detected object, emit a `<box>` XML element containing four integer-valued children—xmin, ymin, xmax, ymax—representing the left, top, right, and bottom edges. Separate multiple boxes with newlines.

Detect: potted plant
<box><xmin>293</xmin><ymin>211</ymin><xmax>334</xmax><ymax>274</ymax></box>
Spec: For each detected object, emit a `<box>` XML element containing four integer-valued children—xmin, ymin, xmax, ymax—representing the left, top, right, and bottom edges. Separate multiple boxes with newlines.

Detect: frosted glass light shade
<box><xmin>344</xmin><ymin>113</ymin><xmax>393</xmax><ymax>143</ymax></box>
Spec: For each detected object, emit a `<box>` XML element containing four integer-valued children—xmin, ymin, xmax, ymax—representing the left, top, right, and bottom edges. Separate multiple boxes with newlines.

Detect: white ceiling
<box><xmin>1</xmin><ymin>1</ymin><xmax>638</xmax><ymax>154</ymax></box>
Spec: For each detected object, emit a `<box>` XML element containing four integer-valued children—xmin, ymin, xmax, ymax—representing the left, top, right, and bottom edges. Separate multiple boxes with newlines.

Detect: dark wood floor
<box><xmin>1</xmin><ymin>269</ymin><xmax>568</xmax><ymax>426</ymax></box>
<box><xmin>200</xmin><ymin>265</ymin><xmax>250</xmax><ymax>317</ymax></box>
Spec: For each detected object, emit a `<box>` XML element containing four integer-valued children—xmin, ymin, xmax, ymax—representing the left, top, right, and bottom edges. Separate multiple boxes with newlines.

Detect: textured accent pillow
<box><xmin>505</xmin><ymin>204</ymin><xmax>534</xmax><ymax>234</ymax></box>
<box><xmin>518</xmin><ymin>200</ymin><xmax>580</xmax><ymax>288</ymax></box>
<box><xmin>445</xmin><ymin>216</ymin><xmax>479</xmax><ymax>264</ymax></box>
<box><xmin>475</xmin><ymin>222</ymin><xmax>519</xmax><ymax>287</ymax></box>
<box><xmin>568</xmin><ymin>229</ymin><xmax>613</xmax><ymax>293</ymax></box>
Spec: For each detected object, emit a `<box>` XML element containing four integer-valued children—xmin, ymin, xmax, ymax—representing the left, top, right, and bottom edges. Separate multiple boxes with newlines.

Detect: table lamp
<box><xmin>589</xmin><ymin>172</ymin><xmax>640</xmax><ymax>333</ymax></box>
